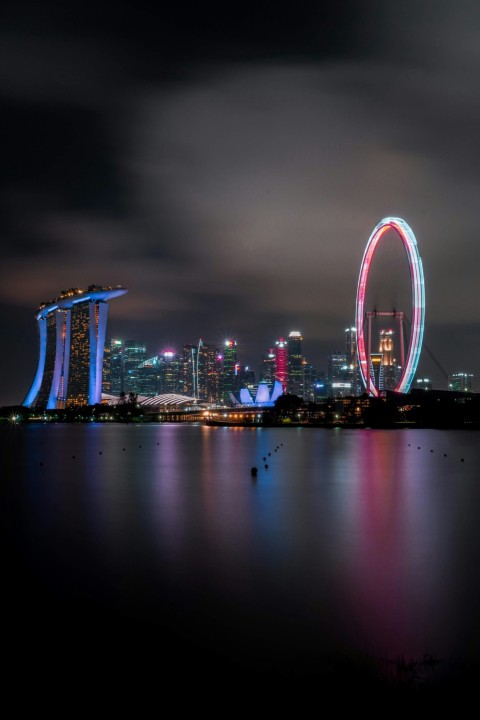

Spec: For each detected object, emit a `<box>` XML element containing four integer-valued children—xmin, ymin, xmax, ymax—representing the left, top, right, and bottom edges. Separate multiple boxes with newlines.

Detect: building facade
<box><xmin>274</xmin><ymin>338</ymin><xmax>288</xmax><ymax>392</ymax></box>
<box><xmin>23</xmin><ymin>285</ymin><xmax>127</xmax><ymax>409</ymax></box>
<box><xmin>222</xmin><ymin>339</ymin><xmax>238</xmax><ymax>404</ymax></box>
<box><xmin>287</xmin><ymin>331</ymin><xmax>303</xmax><ymax>397</ymax></box>
<box><xmin>260</xmin><ymin>348</ymin><xmax>276</xmax><ymax>384</ymax></box>
<box><xmin>448</xmin><ymin>372</ymin><xmax>474</xmax><ymax>393</ymax></box>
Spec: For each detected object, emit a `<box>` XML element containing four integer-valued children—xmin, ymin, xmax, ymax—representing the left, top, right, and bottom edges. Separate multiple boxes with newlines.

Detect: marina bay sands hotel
<box><xmin>23</xmin><ymin>285</ymin><xmax>127</xmax><ymax>409</ymax></box>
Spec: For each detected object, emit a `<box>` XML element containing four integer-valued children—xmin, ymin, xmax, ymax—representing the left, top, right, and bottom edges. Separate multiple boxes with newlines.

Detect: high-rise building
<box><xmin>103</xmin><ymin>338</ymin><xmax>147</xmax><ymax>395</ymax></box>
<box><xmin>102</xmin><ymin>341</ymin><xmax>111</xmax><ymax>394</ymax></box>
<box><xmin>302</xmin><ymin>359</ymin><xmax>317</xmax><ymax>402</ymax></box>
<box><xmin>345</xmin><ymin>326</ymin><xmax>361</xmax><ymax>395</ymax></box>
<box><xmin>287</xmin><ymin>331</ymin><xmax>303</xmax><ymax>397</ymax></box>
<box><xmin>328</xmin><ymin>352</ymin><xmax>351</xmax><ymax>397</ymax></box>
<box><xmin>122</xmin><ymin>341</ymin><xmax>147</xmax><ymax>393</ymax></box>
<box><xmin>275</xmin><ymin>338</ymin><xmax>288</xmax><ymax>392</ymax></box>
<box><xmin>197</xmin><ymin>342</ymin><xmax>221</xmax><ymax>402</ymax></box>
<box><xmin>159</xmin><ymin>351</ymin><xmax>182</xmax><ymax>395</ymax></box>
<box><xmin>379</xmin><ymin>329</ymin><xmax>401</xmax><ymax>391</ymax></box>
<box><xmin>136</xmin><ymin>355</ymin><xmax>161</xmax><ymax>396</ymax></box>
<box><xmin>183</xmin><ymin>344</ymin><xmax>198</xmax><ymax>397</ymax></box>
<box><xmin>414</xmin><ymin>377</ymin><xmax>433</xmax><ymax>391</ymax></box>
<box><xmin>104</xmin><ymin>339</ymin><xmax>124</xmax><ymax>395</ymax></box>
<box><xmin>260</xmin><ymin>349</ymin><xmax>276</xmax><ymax>384</ymax></box>
<box><xmin>23</xmin><ymin>285</ymin><xmax>127</xmax><ymax>409</ymax></box>
<box><xmin>448</xmin><ymin>372</ymin><xmax>474</xmax><ymax>392</ymax></box>
<box><xmin>369</xmin><ymin>353</ymin><xmax>384</xmax><ymax>392</ymax></box>
<box><xmin>182</xmin><ymin>341</ymin><xmax>221</xmax><ymax>401</ymax></box>
<box><xmin>222</xmin><ymin>339</ymin><xmax>237</xmax><ymax>404</ymax></box>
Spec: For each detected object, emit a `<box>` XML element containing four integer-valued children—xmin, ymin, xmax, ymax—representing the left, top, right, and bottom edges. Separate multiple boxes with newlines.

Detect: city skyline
<box><xmin>2</xmin><ymin>3</ymin><xmax>480</xmax><ymax>404</ymax></box>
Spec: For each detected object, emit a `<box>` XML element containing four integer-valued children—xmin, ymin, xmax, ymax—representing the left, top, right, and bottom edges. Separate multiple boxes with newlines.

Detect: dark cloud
<box><xmin>1</xmin><ymin>1</ymin><xmax>480</xmax><ymax>403</ymax></box>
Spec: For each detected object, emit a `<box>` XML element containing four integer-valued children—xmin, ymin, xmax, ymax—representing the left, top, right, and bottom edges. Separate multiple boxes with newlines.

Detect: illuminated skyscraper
<box><xmin>103</xmin><ymin>338</ymin><xmax>147</xmax><ymax>395</ymax></box>
<box><xmin>159</xmin><ymin>351</ymin><xmax>182</xmax><ymax>395</ymax></box>
<box><xmin>182</xmin><ymin>341</ymin><xmax>221</xmax><ymax>401</ymax></box>
<box><xmin>260</xmin><ymin>348</ymin><xmax>276</xmax><ymax>384</ymax></box>
<box><xmin>23</xmin><ymin>285</ymin><xmax>127</xmax><ymax>409</ymax></box>
<box><xmin>222</xmin><ymin>339</ymin><xmax>237</xmax><ymax>404</ymax></box>
<box><xmin>370</xmin><ymin>353</ymin><xmax>384</xmax><ymax>391</ymax></box>
<box><xmin>104</xmin><ymin>338</ymin><xmax>124</xmax><ymax>395</ymax></box>
<box><xmin>328</xmin><ymin>352</ymin><xmax>351</xmax><ymax>397</ymax></box>
<box><xmin>275</xmin><ymin>338</ymin><xmax>288</xmax><ymax>392</ymax></box>
<box><xmin>195</xmin><ymin>342</ymin><xmax>219</xmax><ymax>402</ymax></box>
<box><xmin>448</xmin><ymin>372</ymin><xmax>474</xmax><ymax>392</ymax></box>
<box><xmin>379</xmin><ymin>329</ymin><xmax>401</xmax><ymax>391</ymax></box>
<box><xmin>122</xmin><ymin>340</ymin><xmax>147</xmax><ymax>392</ymax></box>
<box><xmin>287</xmin><ymin>331</ymin><xmax>303</xmax><ymax>397</ymax></box>
<box><xmin>183</xmin><ymin>344</ymin><xmax>198</xmax><ymax>396</ymax></box>
<box><xmin>345</xmin><ymin>326</ymin><xmax>360</xmax><ymax>395</ymax></box>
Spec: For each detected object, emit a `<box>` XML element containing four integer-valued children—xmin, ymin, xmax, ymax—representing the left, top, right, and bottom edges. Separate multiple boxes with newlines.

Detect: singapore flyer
<box><xmin>355</xmin><ymin>217</ymin><xmax>425</xmax><ymax>397</ymax></box>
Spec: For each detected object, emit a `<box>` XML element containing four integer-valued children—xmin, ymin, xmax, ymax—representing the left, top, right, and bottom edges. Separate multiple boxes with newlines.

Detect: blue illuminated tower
<box><xmin>23</xmin><ymin>285</ymin><xmax>127</xmax><ymax>409</ymax></box>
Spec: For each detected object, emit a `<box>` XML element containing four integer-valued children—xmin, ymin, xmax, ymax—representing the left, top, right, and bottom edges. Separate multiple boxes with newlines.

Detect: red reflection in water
<box><xmin>345</xmin><ymin>432</ymin><xmax>436</xmax><ymax>658</ymax></box>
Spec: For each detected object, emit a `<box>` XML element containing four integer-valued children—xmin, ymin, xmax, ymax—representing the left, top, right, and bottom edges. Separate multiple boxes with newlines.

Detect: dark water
<box><xmin>3</xmin><ymin>423</ymin><xmax>480</xmax><ymax>696</ymax></box>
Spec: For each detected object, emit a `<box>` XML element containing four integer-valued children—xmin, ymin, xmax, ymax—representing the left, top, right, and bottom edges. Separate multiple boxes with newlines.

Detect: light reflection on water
<box><xmin>4</xmin><ymin>423</ymin><xmax>480</xmax><ymax>672</ymax></box>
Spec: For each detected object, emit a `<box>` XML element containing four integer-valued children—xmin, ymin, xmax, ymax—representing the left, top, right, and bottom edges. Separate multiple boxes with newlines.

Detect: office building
<box><xmin>275</xmin><ymin>338</ymin><xmax>288</xmax><ymax>392</ymax></box>
<box><xmin>287</xmin><ymin>331</ymin><xmax>303</xmax><ymax>397</ymax></box>
<box><xmin>103</xmin><ymin>338</ymin><xmax>147</xmax><ymax>395</ymax></box>
<box><xmin>260</xmin><ymin>349</ymin><xmax>276</xmax><ymax>384</ymax></box>
<box><xmin>345</xmin><ymin>326</ymin><xmax>361</xmax><ymax>395</ymax></box>
<box><xmin>222</xmin><ymin>339</ymin><xmax>237</xmax><ymax>404</ymax></box>
<box><xmin>328</xmin><ymin>352</ymin><xmax>351</xmax><ymax>397</ymax></box>
<box><xmin>448</xmin><ymin>372</ymin><xmax>474</xmax><ymax>393</ymax></box>
<box><xmin>182</xmin><ymin>341</ymin><xmax>221</xmax><ymax>401</ymax></box>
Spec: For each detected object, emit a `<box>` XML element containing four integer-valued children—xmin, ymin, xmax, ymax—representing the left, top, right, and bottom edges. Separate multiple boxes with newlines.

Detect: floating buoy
<box><xmin>268</xmin><ymin>452</ymin><xmax>271</xmax><ymax>456</ymax></box>
<box><xmin>444</xmin><ymin>453</ymin><xmax>447</xmax><ymax>457</ymax></box>
<box><xmin>72</xmin><ymin>455</ymin><xmax>76</xmax><ymax>459</ymax></box>
<box><xmin>430</xmin><ymin>450</ymin><xmax>433</xmax><ymax>453</ymax></box>
<box><xmin>39</xmin><ymin>462</ymin><xmax>43</xmax><ymax>467</ymax></box>
<box><xmin>251</xmin><ymin>466</ymin><xmax>258</xmax><ymax>477</ymax></box>
<box><xmin>461</xmin><ymin>458</ymin><xmax>464</xmax><ymax>462</ymax></box>
<box><xmin>418</xmin><ymin>446</ymin><xmax>421</xmax><ymax>450</ymax></box>
<box><xmin>99</xmin><ymin>451</ymin><xmax>102</xmax><ymax>455</ymax></box>
<box><xmin>265</xmin><ymin>464</ymin><xmax>269</xmax><ymax>469</ymax></box>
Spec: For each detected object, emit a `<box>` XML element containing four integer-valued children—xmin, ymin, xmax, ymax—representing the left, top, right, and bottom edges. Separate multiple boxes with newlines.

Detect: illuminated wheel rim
<box><xmin>355</xmin><ymin>217</ymin><xmax>425</xmax><ymax>396</ymax></box>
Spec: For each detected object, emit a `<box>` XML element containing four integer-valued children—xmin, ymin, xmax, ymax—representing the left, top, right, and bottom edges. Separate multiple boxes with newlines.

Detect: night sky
<box><xmin>2</xmin><ymin>1</ymin><xmax>480</xmax><ymax>405</ymax></box>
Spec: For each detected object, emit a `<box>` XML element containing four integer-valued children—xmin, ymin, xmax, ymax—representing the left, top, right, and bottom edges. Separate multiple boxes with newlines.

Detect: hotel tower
<box><xmin>23</xmin><ymin>285</ymin><xmax>127</xmax><ymax>409</ymax></box>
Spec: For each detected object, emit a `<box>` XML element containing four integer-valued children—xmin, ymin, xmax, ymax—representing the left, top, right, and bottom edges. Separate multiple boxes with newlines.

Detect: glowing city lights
<box><xmin>355</xmin><ymin>217</ymin><xmax>425</xmax><ymax>396</ymax></box>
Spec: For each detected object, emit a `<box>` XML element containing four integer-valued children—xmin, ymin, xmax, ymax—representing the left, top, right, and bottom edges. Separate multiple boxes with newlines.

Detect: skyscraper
<box><xmin>222</xmin><ymin>339</ymin><xmax>237</xmax><ymax>404</ymax></box>
<box><xmin>379</xmin><ymin>329</ymin><xmax>399</xmax><ymax>391</ymax></box>
<box><xmin>327</xmin><ymin>352</ymin><xmax>350</xmax><ymax>397</ymax></box>
<box><xmin>345</xmin><ymin>326</ymin><xmax>360</xmax><ymax>395</ymax></box>
<box><xmin>103</xmin><ymin>338</ymin><xmax>147</xmax><ymax>395</ymax></box>
<box><xmin>275</xmin><ymin>338</ymin><xmax>288</xmax><ymax>392</ymax></box>
<box><xmin>448</xmin><ymin>372</ymin><xmax>474</xmax><ymax>392</ymax></box>
<box><xmin>104</xmin><ymin>338</ymin><xmax>124</xmax><ymax>395</ymax></box>
<box><xmin>183</xmin><ymin>344</ymin><xmax>198</xmax><ymax>396</ymax></box>
<box><xmin>287</xmin><ymin>331</ymin><xmax>303</xmax><ymax>397</ymax></box>
<box><xmin>23</xmin><ymin>285</ymin><xmax>127</xmax><ymax>409</ymax></box>
<box><xmin>197</xmin><ymin>342</ymin><xmax>221</xmax><ymax>402</ymax></box>
<box><xmin>122</xmin><ymin>341</ymin><xmax>147</xmax><ymax>393</ymax></box>
<box><xmin>260</xmin><ymin>348</ymin><xmax>276</xmax><ymax>384</ymax></box>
